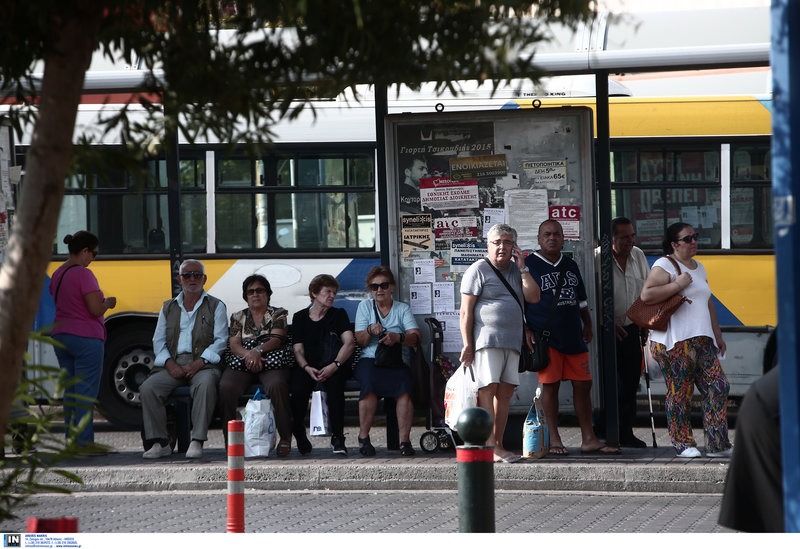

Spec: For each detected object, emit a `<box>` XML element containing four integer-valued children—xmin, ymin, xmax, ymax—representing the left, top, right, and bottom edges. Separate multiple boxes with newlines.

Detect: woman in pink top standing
<box><xmin>49</xmin><ymin>231</ymin><xmax>116</xmax><ymax>449</ymax></box>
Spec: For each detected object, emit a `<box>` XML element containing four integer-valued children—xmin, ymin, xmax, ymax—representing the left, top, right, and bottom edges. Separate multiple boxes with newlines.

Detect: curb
<box><xmin>35</xmin><ymin>460</ymin><xmax>728</xmax><ymax>494</ymax></box>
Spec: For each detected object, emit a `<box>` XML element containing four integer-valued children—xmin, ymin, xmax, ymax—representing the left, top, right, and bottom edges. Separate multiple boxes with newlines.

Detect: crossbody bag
<box><xmin>483</xmin><ymin>257</ymin><xmax>567</xmax><ymax>373</ymax></box>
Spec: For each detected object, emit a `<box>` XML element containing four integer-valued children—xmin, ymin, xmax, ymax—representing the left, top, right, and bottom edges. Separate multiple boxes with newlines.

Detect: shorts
<box><xmin>473</xmin><ymin>347</ymin><xmax>520</xmax><ymax>388</ymax></box>
<box><xmin>536</xmin><ymin>348</ymin><xmax>592</xmax><ymax>384</ymax></box>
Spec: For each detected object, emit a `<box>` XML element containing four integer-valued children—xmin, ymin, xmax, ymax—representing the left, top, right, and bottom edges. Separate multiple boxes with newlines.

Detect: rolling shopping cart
<box><xmin>418</xmin><ymin>317</ymin><xmax>459</xmax><ymax>453</ymax></box>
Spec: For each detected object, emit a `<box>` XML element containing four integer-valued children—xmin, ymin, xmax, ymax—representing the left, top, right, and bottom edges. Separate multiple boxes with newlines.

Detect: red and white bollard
<box><xmin>227</xmin><ymin>419</ymin><xmax>245</xmax><ymax>533</ymax></box>
<box><xmin>26</xmin><ymin>517</ymin><xmax>78</xmax><ymax>532</ymax></box>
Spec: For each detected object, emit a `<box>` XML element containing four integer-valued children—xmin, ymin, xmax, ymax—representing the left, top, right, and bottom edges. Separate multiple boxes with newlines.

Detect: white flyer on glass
<box><xmin>505</xmin><ymin>189</ymin><xmax>549</xmax><ymax>250</ymax></box>
<box><xmin>413</xmin><ymin>259</ymin><xmax>436</xmax><ymax>283</ymax></box>
<box><xmin>482</xmin><ymin>207</ymin><xmax>505</xmax><ymax>237</ymax></box>
<box><xmin>408</xmin><ymin>283</ymin><xmax>431</xmax><ymax>314</ymax></box>
<box><xmin>432</xmin><ymin>282</ymin><xmax>455</xmax><ymax>313</ymax></box>
<box><xmin>435</xmin><ymin>311</ymin><xmax>464</xmax><ymax>354</ymax></box>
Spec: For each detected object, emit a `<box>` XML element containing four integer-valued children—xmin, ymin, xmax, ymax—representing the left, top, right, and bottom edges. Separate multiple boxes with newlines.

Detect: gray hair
<box><xmin>179</xmin><ymin>259</ymin><xmax>206</xmax><ymax>274</ymax></box>
<box><xmin>487</xmin><ymin>223</ymin><xmax>517</xmax><ymax>241</ymax></box>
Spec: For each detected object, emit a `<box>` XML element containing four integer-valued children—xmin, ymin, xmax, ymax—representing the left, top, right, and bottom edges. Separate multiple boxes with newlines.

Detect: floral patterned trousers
<box><xmin>650</xmin><ymin>336</ymin><xmax>732</xmax><ymax>454</ymax></box>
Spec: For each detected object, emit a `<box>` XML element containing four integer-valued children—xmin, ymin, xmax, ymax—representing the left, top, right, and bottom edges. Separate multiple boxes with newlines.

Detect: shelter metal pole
<box><xmin>771</xmin><ymin>0</ymin><xmax>800</xmax><ymax>532</ymax></box>
<box><xmin>595</xmin><ymin>71</ymin><xmax>620</xmax><ymax>447</ymax></box>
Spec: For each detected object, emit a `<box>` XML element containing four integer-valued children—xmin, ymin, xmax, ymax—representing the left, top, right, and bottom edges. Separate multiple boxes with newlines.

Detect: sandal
<box><xmin>399</xmin><ymin>441</ymin><xmax>415</xmax><ymax>457</ymax></box>
<box><xmin>358</xmin><ymin>436</ymin><xmax>376</xmax><ymax>457</ymax></box>
<box><xmin>276</xmin><ymin>439</ymin><xmax>291</xmax><ymax>457</ymax></box>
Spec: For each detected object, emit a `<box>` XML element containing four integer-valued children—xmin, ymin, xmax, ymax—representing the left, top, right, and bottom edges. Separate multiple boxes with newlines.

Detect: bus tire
<box><xmin>98</xmin><ymin>323</ymin><xmax>156</xmax><ymax>429</ymax></box>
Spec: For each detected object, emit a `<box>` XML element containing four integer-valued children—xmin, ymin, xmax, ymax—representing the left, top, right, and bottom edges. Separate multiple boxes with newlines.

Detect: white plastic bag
<box><xmin>443</xmin><ymin>363</ymin><xmax>478</xmax><ymax>430</ymax></box>
<box><xmin>522</xmin><ymin>386</ymin><xmax>550</xmax><ymax>459</ymax></box>
<box><xmin>309</xmin><ymin>387</ymin><xmax>329</xmax><ymax>436</ymax></box>
<box><xmin>243</xmin><ymin>389</ymin><xmax>276</xmax><ymax>458</ymax></box>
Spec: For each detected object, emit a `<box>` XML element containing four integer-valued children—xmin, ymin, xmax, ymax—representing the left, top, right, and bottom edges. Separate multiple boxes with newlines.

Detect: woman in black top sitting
<box><xmin>290</xmin><ymin>274</ymin><xmax>356</xmax><ymax>456</ymax></box>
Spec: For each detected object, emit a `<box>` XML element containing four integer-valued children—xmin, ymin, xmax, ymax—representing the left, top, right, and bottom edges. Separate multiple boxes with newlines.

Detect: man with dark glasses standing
<box><xmin>140</xmin><ymin>259</ymin><xmax>228</xmax><ymax>459</ymax></box>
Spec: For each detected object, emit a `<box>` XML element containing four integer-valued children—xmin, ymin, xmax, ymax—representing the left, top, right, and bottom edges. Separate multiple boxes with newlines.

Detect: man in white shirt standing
<box><xmin>611</xmin><ymin>217</ymin><xmax>651</xmax><ymax>448</ymax></box>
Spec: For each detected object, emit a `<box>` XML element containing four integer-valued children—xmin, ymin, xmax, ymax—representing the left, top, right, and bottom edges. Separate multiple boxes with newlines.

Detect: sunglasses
<box><xmin>180</xmin><ymin>271</ymin><xmax>204</xmax><ymax>279</ymax></box>
<box><xmin>368</xmin><ymin>282</ymin><xmax>391</xmax><ymax>291</ymax></box>
<box><xmin>677</xmin><ymin>233</ymin><xmax>700</xmax><ymax>244</ymax></box>
<box><xmin>246</xmin><ymin>288</ymin><xmax>267</xmax><ymax>296</ymax></box>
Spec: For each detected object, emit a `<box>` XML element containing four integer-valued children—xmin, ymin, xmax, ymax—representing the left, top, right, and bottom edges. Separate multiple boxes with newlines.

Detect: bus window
<box><xmin>181</xmin><ymin>194</ymin><xmax>207</xmax><ymax>252</ymax></box>
<box><xmin>55</xmin><ymin>195</ymin><xmax>89</xmax><ymax>254</ymax></box>
<box><xmin>278</xmin><ymin>192</ymin><xmax>373</xmax><ymax>250</ymax></box>
<box><xmin>610</xmin><ymin>145</ymin><xmax>724</xmax><ymax>251</ymax></box>
<box><xmin>610</xmin><ymin>150</ymin><xmax>638</xmax><ymax>183</ymax></box>
<box><xmin>639</xmin><ymin>151</ymin><xmax>674</xmax><ymax>182</ymax></box>
<box><xmin>214</xmin><ymin>150</ymin><xmax>376</xmax><ymax>252</ymax></box>
<box><xmin>731</xmin><ymin>144</ymin><xmax>772</xmax><ymax>249</ymax></box>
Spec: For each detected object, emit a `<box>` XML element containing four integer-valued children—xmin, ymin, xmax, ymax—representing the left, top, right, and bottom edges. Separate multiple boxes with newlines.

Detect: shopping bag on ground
<box><xmin>522</xmin><ymin>386</ymin><xmax>550</xmax><ymax>459</ymax></box>
<box><xmin>443</xmin><ymin>363</ymin><xmax>478</xmax><ymax>430</ymax></box>
<box><xmin>243</xmin><ymin>388</ymin><xmax>276</xmax><ymax>458</ymax></box>
<box><xmin>309</xmin><ymin>385</ymin><xmax>329</xmax><ymax>436</ymax></box>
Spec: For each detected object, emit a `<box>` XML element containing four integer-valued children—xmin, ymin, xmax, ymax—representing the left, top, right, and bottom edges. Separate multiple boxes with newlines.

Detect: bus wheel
<box><xmin>98</xmin><ymin>324</ymin><xmax>156</xmax><ymax>429</ymax></box>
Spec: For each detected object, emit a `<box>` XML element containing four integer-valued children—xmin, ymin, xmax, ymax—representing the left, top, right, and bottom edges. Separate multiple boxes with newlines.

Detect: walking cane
<box><xmin>641</xmin><ymin>335</ymin><xmax>658</xmax><ymax>448</ymax></box>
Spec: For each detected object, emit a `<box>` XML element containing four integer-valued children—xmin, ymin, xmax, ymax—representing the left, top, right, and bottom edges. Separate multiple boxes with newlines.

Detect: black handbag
<box><xmin>372</xmin><ymin>301</ymin><xmax>405</xmax><ymax>369</ymax></box>
<box><xmin>223</xmin><ymin>332</ymin><xmax>293</xmax><ymax>372</ymax></box>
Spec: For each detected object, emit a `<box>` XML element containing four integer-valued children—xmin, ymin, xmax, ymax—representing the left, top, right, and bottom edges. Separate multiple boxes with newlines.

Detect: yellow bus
<box><xmin>505</xmin><ymin>93</ymin><xmax>776</xmax><ymax>399</ymax></box>
<box><xmin>18</xmin><ymin>90</ymin><xmax>775</xmax><ymax>426</ymax></box>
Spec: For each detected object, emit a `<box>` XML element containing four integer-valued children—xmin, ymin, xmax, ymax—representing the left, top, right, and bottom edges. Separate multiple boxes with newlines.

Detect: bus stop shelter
<box><xmin>14</xmin><ymin>3</ymin><xmax>798</xmax><ymax>531</ymax></box>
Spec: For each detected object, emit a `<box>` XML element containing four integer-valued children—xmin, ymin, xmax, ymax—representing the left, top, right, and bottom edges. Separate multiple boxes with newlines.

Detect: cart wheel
<box><xmin>437</xmin><ymin>430</ymin><xmax>455</xmax><ymax>451</ymax></box>
<box><xmin>419</xmin><ymin>431</ymin><xmax>440</xmax><ymax>453</ymax></box>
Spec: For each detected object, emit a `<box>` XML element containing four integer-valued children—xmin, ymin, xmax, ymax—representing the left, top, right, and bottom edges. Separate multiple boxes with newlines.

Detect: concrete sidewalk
<box><xmin>21</xmin><ymin>422</ymin><xmax>734</xmax><ymax>495</ymax></box>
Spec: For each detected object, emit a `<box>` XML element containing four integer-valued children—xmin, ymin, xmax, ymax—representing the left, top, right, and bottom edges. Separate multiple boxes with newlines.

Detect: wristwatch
<box><xmin>202</xmin><ymin>358</ymin><xmax>210</xmax><ymax>365</ymax></box>
<box><xmin>519</xmin><ymin>266</ymin><xmax>530</xmax><ymax>274</ymax></box>
<box><xmin>333</xmin><ymin>360</ymin><xmax>341</xmax><ymax>368</ymax></box>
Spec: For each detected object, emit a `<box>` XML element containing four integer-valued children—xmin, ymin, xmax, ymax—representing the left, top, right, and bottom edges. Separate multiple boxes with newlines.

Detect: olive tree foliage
<box><xmin>0</xmin><ymin>0</ymin><xmax>593</xmax><ymax>440</ymax></box>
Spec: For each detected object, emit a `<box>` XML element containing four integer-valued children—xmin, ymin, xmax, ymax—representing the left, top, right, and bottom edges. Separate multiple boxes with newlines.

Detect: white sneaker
<box><xmin>677</xmin><ymin>447</ymin><xmax>702</xmax><ymax>458</ymax></box>
<box><xmin>142</xmin><ymin>443</ymin><xmax>172</xmax><ymax>459</ymax></box>
<box><xmin>706</xmin><ymin>447</ymin><xmax>733</xmax><ymax>458</ymax></box>
<box><xmin>186</xmin><ymin>440</ymin><xmax>203</xmax><ymax>459</ymax></box>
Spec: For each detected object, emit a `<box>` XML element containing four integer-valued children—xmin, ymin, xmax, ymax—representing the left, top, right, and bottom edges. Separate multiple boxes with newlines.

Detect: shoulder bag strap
<box><xmin>372</xmin><ymin>300</ymin><xmax>382</xmax><ymax>328</ymax></box>
<box><xmin>54</xmin><ymin>264</ymin><xmax>80</xmax><ymax>304</ymax></box>
<box><xmin>665</xmin><ymin>255</ymin><xmax>682</xmax><ymax>276</ymax></box>
<box><xmin>481</xmin><ymin>257</ymin><xmax>567</xmax><ymax>336</ymax></box>
<box><xmin>482</xmin><ymin>258</ymin><xmax>524</xmax><ymax>313</ymax></box>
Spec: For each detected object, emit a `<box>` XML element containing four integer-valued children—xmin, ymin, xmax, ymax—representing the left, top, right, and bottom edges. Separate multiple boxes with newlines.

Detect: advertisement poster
<box><xmin>523</xmin><ymin>159</ymin><xmax>568</xmax><ymax>189</ymax></box>
<box><xmin>449</xmin><ymin>154</ymin><xmax>508</xmax><ymax>181</ymax></box>
<box><xmin>401</xmin><ymin>213</ymin><xmax>433</xmax><ymax>256</ymax></box>
<box><xmin>450</xmin><ymin>239</ymin><xmax>486</xmax><ymax>273</ymax></box>
<box><xmin>432</xmin><ymin>216</ymin><xmax>480</xmax><ymax>240</ymax></box>
<box><xmin>395</xmin><ymin>122</ymin><xmax>495</xmax><ymax>215</ymax></box>
<box><xmin>549</xmin><ymin>205</ymin><xmax>581</xmax><ymax>240</ymax></box>
<box><xmin>420</xmin><ymin>177</ymin><xmax>479</xmax><ymax>211</ymax></box>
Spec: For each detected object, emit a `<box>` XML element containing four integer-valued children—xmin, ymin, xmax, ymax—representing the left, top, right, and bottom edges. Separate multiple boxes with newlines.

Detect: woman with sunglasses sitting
<box><xmin>353</xmin><ymin>266</ymin><xmax>422</xmax><ymax>457</ymax></box>
<box><xmin>218</xmin><ymin>275</ymin><xmax>293</xmax><ymax>456</ymax></box>
<box><xmin>640</xmin><ymin>223</ymin><xmax>732</xmax><ymax>459</ymax></box>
